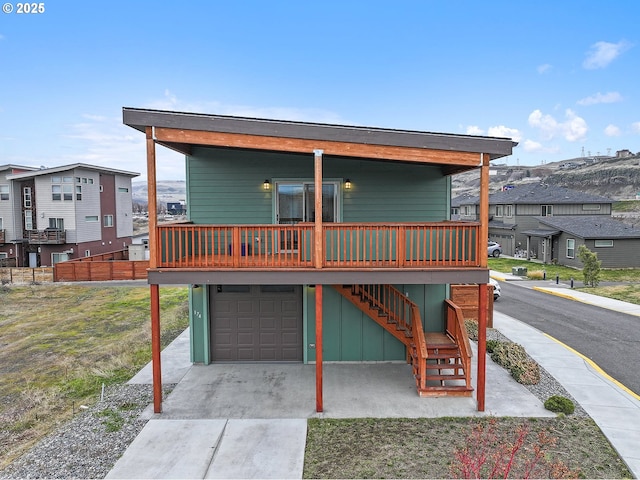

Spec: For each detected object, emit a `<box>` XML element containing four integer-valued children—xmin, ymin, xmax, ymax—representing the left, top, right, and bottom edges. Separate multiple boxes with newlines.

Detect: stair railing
<box><xmin>444</xmin><ymin>299</ymin><xmax>472</xmax><ymax>390</ymax></box>
<box><xmin>355</xmin><ymin>284</ymin><xmax>428</xmax><ymax>390</ymax></box>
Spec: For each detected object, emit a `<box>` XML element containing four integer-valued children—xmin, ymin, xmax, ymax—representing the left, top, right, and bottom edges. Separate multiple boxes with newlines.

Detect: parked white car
<box><xmin>488</xmin><ymin>241</ymin><xmax>502</xmax><ymax>257</ymax></box>
<box><xmin>489</xmin><ymin>277</ymin><xmax>501</xmax><ymax>301</ymax></box>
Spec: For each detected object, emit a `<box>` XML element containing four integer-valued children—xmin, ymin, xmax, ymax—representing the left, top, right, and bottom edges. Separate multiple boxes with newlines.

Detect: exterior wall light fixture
<box><xmin>263</xmin><ymin>179</ymin><xmax>271</xmax><ymax>190</ymax></box>
<box><xmin>344</xmin><ymin>179</ymin><xmax>352</xmax><ymax>190</ymax></box>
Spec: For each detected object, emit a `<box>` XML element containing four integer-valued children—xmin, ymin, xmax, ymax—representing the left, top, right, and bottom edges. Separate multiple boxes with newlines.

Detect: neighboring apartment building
<box><xmin>0</xmin><ymin>164</ymin><xmax>139</xmax><ymax>267</ymax></box>
<box><xmin>453</xmin><ymin>183</ymin><xmax>640</xmax><ymax>267</ymax></box>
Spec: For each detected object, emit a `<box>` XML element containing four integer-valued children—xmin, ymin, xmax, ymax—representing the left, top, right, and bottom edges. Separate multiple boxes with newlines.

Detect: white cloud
<box><xmin>583</xmin><ymin>40</ymin><xmax>631</xmax><ymax>69</ymax></box>
<box><xmin>464</xmin><ymin>125</ymin><xmax>521</xmax><ymax>142</ymax></box>
<box><xmin>577</xmin><ymin>91</ymin><xmax>623</xmax><ymax>106</ymax></box>
<box><xmin>528</xmin><ymin>109</ymin><xmax>587</xmax><ymax>142</ymax></box>
<box><xmin>632</xmin><ymin>122</ymin><xmax>640</xmax><ymax>134</ymax></box>
<box><xmin>537</xmin><ymin>64</ymin><xmax>552</xmax><ymax>74</ymax></box>
<box><xmin>522</xmin><ymin>139</ymin><xmax>560</xmax><ymax>154</ymax></box>
<box><xmin>528</xmin><ymin>110</ymin><xmax>559</xmax><ymax>140</ymax></box>
<box><xmin>487</xmin><ymin>125</ymin><xmax>522</xmax><ymax>142</ymax></box>
<box><xmin>604</xmin><ymin>124</ymin><xmax>621</xmax><ymax>137</ymax></box>
<box><xmin>465</xmin><ymin>125</ymin><xmax>484</xmax><ymax>135</ymax></box>
<box><xmin>523</xmin><ymin>139</ymin><xmax>544</xmax><ymax>152</ymax></box>
<box><xmin>563</xmin><ymin>109</ymin><xmax>588</xmax><ymax>141</ymax></box>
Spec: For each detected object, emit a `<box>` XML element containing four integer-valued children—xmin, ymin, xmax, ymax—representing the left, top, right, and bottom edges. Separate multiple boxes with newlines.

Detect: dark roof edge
<box><xmin>122</xmin><ymin>107</ymin><xmax>516</xmax><ymax>159</ymax></box>
<box><xmin>7</xmin><ymin>163</ymin><xmax>139</xmax><ymax>179</ymax></box>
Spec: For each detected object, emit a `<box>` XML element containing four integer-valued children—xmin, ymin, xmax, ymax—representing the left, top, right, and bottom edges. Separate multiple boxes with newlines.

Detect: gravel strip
<box><xmin>486</xmin><ymin>328</ymin><xmax>588</xmax><ymax>417</ymax></box>
<box><xmin>1</xmin><ymin>332</ymin><xmax>586</xmax><ymax>479</ymax></box>
<box><xmin>0</xmin><ymin>384</ymin><xmax>170</xmax><ymax>480</ymax></box>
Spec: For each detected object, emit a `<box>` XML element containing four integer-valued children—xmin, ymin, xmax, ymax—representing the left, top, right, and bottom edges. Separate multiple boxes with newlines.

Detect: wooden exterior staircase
<box><xmin>333</xmin><ymin>285</ymin><xmax>473</xmax><ymax>397</ymax></box>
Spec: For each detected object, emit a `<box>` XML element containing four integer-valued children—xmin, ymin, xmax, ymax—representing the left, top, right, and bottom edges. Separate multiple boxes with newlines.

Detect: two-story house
<box><xmin>123</xmin><ymin>107</ymin><xmax>516</xmax><ymax>414</ymax></box>
<box><xmin>0</xmin><ymin>164</ymin><xmax>139</xmax><ymax>267</ymax></box>
<box><xmin>453</xmin><ymin>183</ymin><xmax>640</xmax><ymax>266</ymax></box>
<box><xmin>0</xmin><ymin>164</ymin><xmax>39</xmax><ymax>265</ymax></box>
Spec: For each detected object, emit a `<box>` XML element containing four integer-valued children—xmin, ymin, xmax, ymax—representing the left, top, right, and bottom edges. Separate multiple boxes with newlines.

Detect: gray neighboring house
<box><xmin>532</xmin><ymin>215</ymin><xmax>640</xmax><ymax>268</ymax></box>
<box><xmin>453</xmin><ymin>183</ymin><xmax>640</xmax><ymax>267</ymax></box>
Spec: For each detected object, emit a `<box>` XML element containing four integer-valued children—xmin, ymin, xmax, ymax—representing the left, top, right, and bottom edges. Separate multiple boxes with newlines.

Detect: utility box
<box><xmin>512</xmin><ymin>266</ymin><xmax>527</xmax><ymax>276</ymax></box>
<box><xmin>129</xmin><ymin>244</ymin><xmax>147</xmax><ymax>261</ymax></box>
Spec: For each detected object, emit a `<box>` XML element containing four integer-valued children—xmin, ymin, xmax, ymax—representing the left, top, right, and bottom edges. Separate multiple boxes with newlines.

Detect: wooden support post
<box><xmin>146</xmin><ymin>127</ymin><xmax>162</xmax><ymax>413</ymax></box>
<box><xmin>479</xmin><ymin>153</ymin><xmax>489</xmax><ymax>268</ymax></box>
<box><xmin>477</xmin><ymin>152</ymin><xmax>490</xmax><ymax>411</ymax></box>
<box><xmin>315</xmin><ymin>284</ymin><xmax>323</xmax><ymax>412</ymax></box>
<box><xmin>313</xmin><ymin>149</ymin><xmax>323</xmax><ymax>269</ymax></box>
<box><xmin>151</xmin><ymin>284</ymin><xmax>162</xmax><ymax>413</ymax></box>
<box><xmin>146</xmin><ymin>127</ymin><xmax>158</xmax><ymax>269</ymax></box>
<box><xmin>477</xmin><ymin>283</ymin><xmax>487</xmax><ymax>411</ymax></box>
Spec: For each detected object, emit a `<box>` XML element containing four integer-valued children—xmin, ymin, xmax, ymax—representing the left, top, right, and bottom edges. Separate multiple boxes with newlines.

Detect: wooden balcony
<box><xmin>156</xmin><ymin>222</ymin><xmax>480</xmax><ymax>270</ymax></box>
<box><xmin>26</xmin><ymin>229</ymin><xmax>66</xmax><ymax>244</ymax></box>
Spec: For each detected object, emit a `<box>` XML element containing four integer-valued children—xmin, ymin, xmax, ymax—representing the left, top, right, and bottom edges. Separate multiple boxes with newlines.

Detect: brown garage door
<box><xmin>210</xmin><ymin>285</ymin><xmax>303</xmax><ymax>362</ymax></box>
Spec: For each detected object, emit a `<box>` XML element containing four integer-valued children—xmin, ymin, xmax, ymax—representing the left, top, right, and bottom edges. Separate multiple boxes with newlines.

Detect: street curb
<box><xmin>541</xmin><ymin>331</ymin><xmax>640</xmax><ymax>402</ymax></box>
<box><xmin>533</xmin><ymin>286</ymin><xmax>640</xmax><ymax>317</ymax></box>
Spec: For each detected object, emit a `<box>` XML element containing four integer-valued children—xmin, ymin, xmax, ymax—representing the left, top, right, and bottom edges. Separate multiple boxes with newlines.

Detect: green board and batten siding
<box><xmin>186</xmin><ymin>147</ymin><xmax>451</xmax><ymax>364</ymax></box>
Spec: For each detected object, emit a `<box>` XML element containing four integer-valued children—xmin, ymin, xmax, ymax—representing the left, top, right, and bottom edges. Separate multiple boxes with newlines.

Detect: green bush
<box><xmin>491</xmin><ymin>342</ymin><xmax>540</xmax><ymax>385</ymax></box>
<box><xmin>490</xmin><ymin>342</ymin><xmax>527</xmax><ymax>369</ymax></box>
<box><xmin>544</xmin><ymin>395</ymin><xmax>575</xmax><ymax>415</ymax></box>
<box><xmin>464</xmin><ymin>319</ymin><xmax>478</xmax><ymax>341</ymax></box>
<box><xmin>510</xmin><ymin>360</ymin><xmax>540</xmax><ymax>385</ymax></box>
<box><xmin>486</xmin><ymin>339</ymin><xmax>500</xmax><ymax>353</ymax></box>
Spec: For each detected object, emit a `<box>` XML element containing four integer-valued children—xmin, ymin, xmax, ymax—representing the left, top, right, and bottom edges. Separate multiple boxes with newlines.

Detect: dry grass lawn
<box><xmin>0</xmin><ymin>283</ymin><xmax>189</xmax><ymax>468</ymax></box>
<box><xmin>304</xmin><ymin>416</ymin><xmax>632</xmax><ymax>479</ymax></box>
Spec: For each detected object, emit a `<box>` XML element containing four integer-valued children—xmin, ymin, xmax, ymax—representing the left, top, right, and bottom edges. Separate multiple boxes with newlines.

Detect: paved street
<box><xmin>494</xmin><ymin>280</ymin><xmax>640</xmax><ymax>396</ymax></box>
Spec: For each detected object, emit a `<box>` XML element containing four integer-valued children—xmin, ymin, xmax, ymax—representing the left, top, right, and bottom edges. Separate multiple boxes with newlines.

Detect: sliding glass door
<box><xmin>275</xmin><ymin>181</ymin><xmax>338</xmax><ymax>250</ymax></box>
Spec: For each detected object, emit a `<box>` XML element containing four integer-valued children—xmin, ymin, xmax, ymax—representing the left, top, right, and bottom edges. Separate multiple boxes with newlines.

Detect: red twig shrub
<box><xmin>450</xmin><ymin>419</ymin><xmax>580</xmax><ymax>479</ymax></box>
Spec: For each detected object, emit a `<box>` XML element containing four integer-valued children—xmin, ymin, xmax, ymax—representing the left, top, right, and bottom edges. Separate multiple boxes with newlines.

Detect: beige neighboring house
<box><xmin>0</xmin><ymin>164</ymin><xmax>139</xmax><ymax>267</ymax></box>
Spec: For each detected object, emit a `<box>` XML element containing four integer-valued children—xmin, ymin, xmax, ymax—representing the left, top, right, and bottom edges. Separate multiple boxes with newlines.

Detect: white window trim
<box><xmin>505</xmin><ymin>204</ymin><xmax>513</xmax><ymax>217</ymax></box>
<box><xmin>566</xmin><ymin>238</ymin><xmax>575</xmax><ymax>259</ymax></box>
<box><xmin>583</xmin><ymin>204</ymin><xmax>601</xmax><ymax>211</ymax></box>
<box><xmin>594</xmin><ymin>239</ymin><xmax>613</xmax><ymax>247</ymax></box>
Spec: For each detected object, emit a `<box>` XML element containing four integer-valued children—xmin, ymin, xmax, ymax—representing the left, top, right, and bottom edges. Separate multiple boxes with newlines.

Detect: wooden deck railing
<box><xmin>351</xmin><ymin>284</ymin><xmax>428</xmax><ymax>390</ymax></box>
<box><xmin>445</xmin><ymin>299</ymin><xmax>473</xmax><ymax>391</ymax></box>
<box><xmin>26</xmin><ymin>229</ymin><xmax>66</xmax><ymax>244</ymax></box>
<box><xmin>156</xmin><ymin>222</ymin><xmax>480</xmax><ymax>269</ymax></box>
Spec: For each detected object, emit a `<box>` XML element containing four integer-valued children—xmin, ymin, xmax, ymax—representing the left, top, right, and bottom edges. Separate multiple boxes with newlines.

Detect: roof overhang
<box><xmin>7</xmin><ymin>163</ymin><xmax>139</xmax><ymax>180</ymax></box>
<box><xmin>123</xmin><ymin>107</ymin><xmax>517</xmax><ymax>175</ymax></box>
<box><xmin>521</xmin><ymin>229</ymin><xmax>561</xmax><ymax>237</ymax></box>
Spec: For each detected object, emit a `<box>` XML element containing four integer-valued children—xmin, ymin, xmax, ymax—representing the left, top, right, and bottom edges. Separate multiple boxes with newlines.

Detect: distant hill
<box><xmin>132</xmin><ymin>180</ymin><xmax>186</xmax><ymax>206</ymax></box>
<box><xmin>452</xmin><ymin>154</ymin><xmax>640</xmax><ymax>201</ymax></box>
<box><xmin>133</xmin><ymin>155</ymin><xmax>640</xmax><ymax>217</ymax></box>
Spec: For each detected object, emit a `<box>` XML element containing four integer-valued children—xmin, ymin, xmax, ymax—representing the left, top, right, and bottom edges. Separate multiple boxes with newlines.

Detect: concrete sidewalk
<box><xmin>495</xmin><ymin>312</ymin><xmax>640</xmax><ymax>477</ymax></box>
<box><xmin>106</xmin><ymin>279</ymin><xmax>640</xmax><ymax>479</ymax></box>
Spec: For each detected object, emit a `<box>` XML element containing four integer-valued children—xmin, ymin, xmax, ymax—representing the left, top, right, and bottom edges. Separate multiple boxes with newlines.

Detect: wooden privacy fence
<box><xmin>54</xmin><ymin>249</ymin><xmax>149</xmax><ymax>282</ymax></box>
<box><xmin>450</xmin><ymin>284</ymin><xmax>494</xmax><ymax>328</ymax></box>
<box><xmin>0</xmin><ymin>267</ymin><xmax>54</xmax><ymax>284</ymax></box>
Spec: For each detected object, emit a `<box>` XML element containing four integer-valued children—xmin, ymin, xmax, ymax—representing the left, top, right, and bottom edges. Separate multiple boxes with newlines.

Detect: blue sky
<box><xmin>1</xmin><ymin>1</ymin><xmax>638</xmax><ymax>181</ymax></box>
